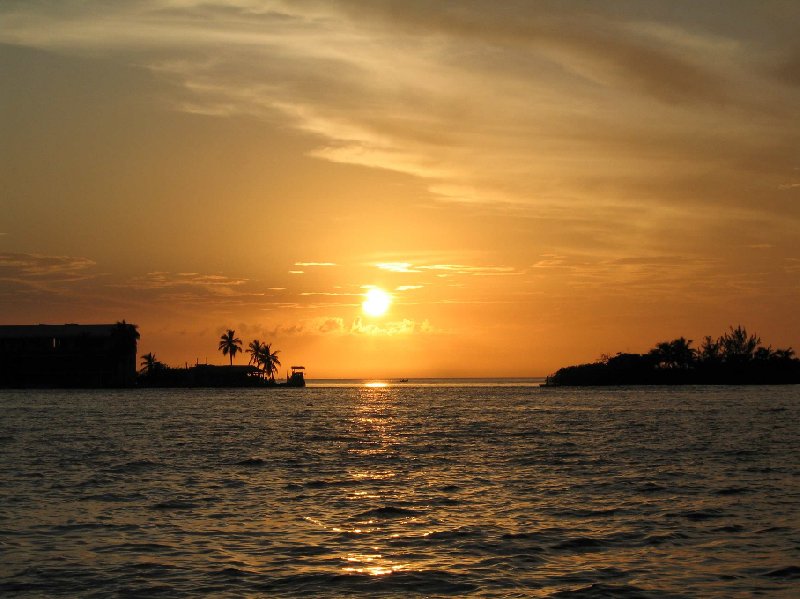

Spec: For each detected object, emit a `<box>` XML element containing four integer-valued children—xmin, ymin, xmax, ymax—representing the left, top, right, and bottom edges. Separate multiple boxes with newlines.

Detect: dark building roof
<box><xmin>0</xmin><ymin>324</ymin><xmax>122</xmax><ymax>339</ymax></box>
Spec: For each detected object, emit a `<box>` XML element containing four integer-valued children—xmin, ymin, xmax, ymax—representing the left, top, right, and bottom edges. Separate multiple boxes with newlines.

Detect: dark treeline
<box><xmin>546</xmin><ymin>325</ymin><xmax>800</xmax><ymax>386</ymax></box>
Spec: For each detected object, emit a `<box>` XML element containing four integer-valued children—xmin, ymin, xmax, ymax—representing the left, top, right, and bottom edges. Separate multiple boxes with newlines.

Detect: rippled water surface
<box><xmin>1</xmin><ymin>384</ymin><xmax>798</xmax><ymax>597</ymax></box>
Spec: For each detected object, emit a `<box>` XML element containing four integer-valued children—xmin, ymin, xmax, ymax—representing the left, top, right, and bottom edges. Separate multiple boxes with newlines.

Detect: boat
<box><xmin>286</xmin><ymin>366</ymin><xmax>306</xmax><ymax>387</ymax></box>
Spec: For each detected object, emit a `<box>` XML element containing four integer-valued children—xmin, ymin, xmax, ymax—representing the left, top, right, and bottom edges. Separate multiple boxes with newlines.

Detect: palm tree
<box><xmin>218</xmin><ymin>329</ymin><xmax>243</xmax><ymax>366</ymax></box>
<box><xmin>649</xmin><ymin>337</ymin><xmax>695</xmax><ymax>369</ymax></box>
<box><xmin>246</xmin><ymin>340</ymin><xmax>264</xmax><ymax>367</ymax></box>
<box><xmin>139</xmin><ymin>352</ymin><xmax>159</xmax><ymax>375</ymax></box>
<box><xmin>261</xmin><ymin>343</ymin><xmax>282</xmax><ymax>382</ymax></box>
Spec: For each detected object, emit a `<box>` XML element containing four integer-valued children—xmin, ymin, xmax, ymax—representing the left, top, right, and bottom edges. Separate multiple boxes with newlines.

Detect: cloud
<box><xmin>257</xmin><ymin>315</ymin><xmax>432</xmax><ymax>337</ymax></box>
<box><xmin>317</xmin><ymin>317</ymin><xmax>344</xmax><ymax>333</ymax></box>
<box><xmin>0</xmin><ymin>252</ymin><xmax>97</xmax><ymax>294</ymax></box>
<box><xmin>377</xmin><ymin>261</ymin><xmax>520</xmax><ymax>276</ymax></box>
<box><xmin>122</xmin><ymin>271</ymin><xmax>247</xmax><ymax>293</ymax></box>
<box><xmin>376</xmin><ymin>262</ymin><xmax>420</xmax><ymax>273</ymax></box>
<box><xmin>419</xmin><ymin>264</ymin><xmax>520</xmax><ymax>276</ymax></box>
<box><xmin>2</xmin><ymin>1</ymin><xmax>799</xmax><ymax>276</ymax></box>
<box><xmin>295</xmin><ymin>261</ymin><xmax>336</xmax><ymax>267</ymax></box>
<box><xmin>299</xmin><ymin>291</ymin><xmax>358</xmax><ymax>297</ymax></box>
<box><xmin>0</xmin><ymin>252</ymin><xmax>96</xmax><ymax>277</ymax></box>
<box><xmin>350</xmin><ymin>317</ymin><xmax>432</xmax><ymax>336</ymax></box>
<box><xmin>109</xmin><ymin>271</ymin><xmax>278</xmax><ymax>306</ymax></box>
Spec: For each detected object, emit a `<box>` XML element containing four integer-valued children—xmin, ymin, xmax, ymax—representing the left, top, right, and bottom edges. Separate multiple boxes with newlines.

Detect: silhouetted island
<box><xmin>545</xmin><ymin>326</ymin><xmax>800</xmax><ymax>386</ymax></box>
<box><xmin>138</xmin><ymin>328</ymin><xmax>305</xmax><ymax>388</ymax></box>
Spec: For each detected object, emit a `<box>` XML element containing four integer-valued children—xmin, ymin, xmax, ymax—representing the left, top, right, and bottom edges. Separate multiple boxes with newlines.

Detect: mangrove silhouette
<box><xmin>546</xmin><ymin>326</ymin><xmax>800</xmax><ymax>386</ymax></box>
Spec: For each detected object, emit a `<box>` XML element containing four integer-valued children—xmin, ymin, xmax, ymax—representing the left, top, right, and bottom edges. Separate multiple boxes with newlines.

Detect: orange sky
<box><xmin>2</xmin><ymin>1</ymin><xmax>799</xmax><ymax>377</ymax></box>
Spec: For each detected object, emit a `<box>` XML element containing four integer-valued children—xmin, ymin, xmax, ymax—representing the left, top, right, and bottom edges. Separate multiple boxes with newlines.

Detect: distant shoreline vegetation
<box><xmin>546</xmin><ymin>326</ymin><xmax>800</xmax><ymax>386</ymax></box>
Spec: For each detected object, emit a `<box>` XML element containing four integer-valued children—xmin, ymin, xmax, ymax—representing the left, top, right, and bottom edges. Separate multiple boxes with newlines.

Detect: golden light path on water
<box><xmin>340</xmin><ymin>385</ymin><xmax>410</xmax><ymax>577</ymax></box>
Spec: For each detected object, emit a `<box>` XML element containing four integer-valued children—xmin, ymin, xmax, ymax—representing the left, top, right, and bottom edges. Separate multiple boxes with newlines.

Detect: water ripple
<box><xmin>1</xmin><ymin>385</ymin><xmax>798</xmax><ymax>597</ymax></box>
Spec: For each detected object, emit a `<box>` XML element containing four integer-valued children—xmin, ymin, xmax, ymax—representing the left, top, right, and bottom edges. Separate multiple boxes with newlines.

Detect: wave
<box><xmin>666</xmin><ymin>508</ymin><xmax>727</xmax><ymax>521</ymax></box>
<box><xmin>151</xmin><ymin>499</ymin><xmax>202</xmax><ymax>510</ymax></box>
<box><xmin>354</xmin><ymin>506</ymin><xmax>424</xmax><ymax>519</ymax></box>
<box><xmin>106</xmin><ymin>459</ymin><xmax>161</xmax><ymax>474</ymax></box>
<box><xmin>762</xmin><ymin>566</ymin><xmax>800</xmax><ymax>579</ymax></box>
<box><xmin>263</xmin><ymin>570</ymin><xmax>478</xmax><ymax>595</ymax></box>
<box><xmin>553</xmin><ymin>536</ymin><xmax>609</xmax><ymax>551</ymax></box>
<box><xmin>232</xmin><ymin>457</ymin><xmax>268</xmax><ymax>466</ymax></box>
<box><xmin>550</xmin><ymin>582</ymin><xmax>679</xmax><ymax>597</ymax></box>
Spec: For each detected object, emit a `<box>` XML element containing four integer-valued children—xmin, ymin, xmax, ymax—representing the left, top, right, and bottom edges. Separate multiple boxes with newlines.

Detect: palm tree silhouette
<box><xmin>246</xmin><ymin>339</ymin><xmax>266</xmax><ymax>377</ymax></box>
<box><xmin>218</xmin><ymin>329</ymin><xmax>243</xmax><ymax>366</ymax></box>
<box><xmin>140</xmin><ymin>352</ymin><xmax>160</xmax><ymax>375</ymax></box>
<box><xmin>261</xmin><ymin>343</ymin><xmax>282</xmax><ymax>382</ymax></box>
<box><xmin>246</xmin><ymin>339</ymin><xmax>263</xmax><ymax>366</ymax></box>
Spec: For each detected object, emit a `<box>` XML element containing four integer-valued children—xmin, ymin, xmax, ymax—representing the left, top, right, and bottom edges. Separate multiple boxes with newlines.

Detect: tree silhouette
<box><xmin>719</xmin><ymin>325</ymin><xmax>760</xmax><ymax>363</ymax></box>
<box><xmin>218</xmin><ymin>329</ymin><xmax>243</xmax><ymax>366</ymax></box>
<box><xmin>246</xmin><ymin>339</ymin><xmax>264</xmax><ymax>367</ymax></box>
<box><xmin>140</xmin><ymin>352</ymin><xmax>160</xmax><ymax>375</ymax></box>
<box><xmin>546</xmin><ymin>324</ymin><xmax>800</xmax><ymax>386</ymax></box>
<box><xmin>649</xmin><ymin>337</ymin><xmax>694</xmax><ymax>369</ymax></box>
<box><xmin>261</xmin><ymin>343</ymin><xmax>282</xmax><ymax>382</ymax></box>
<box><xmin>699</xmin><ymin>335</ymin><xmax>721</xmax><ymax>363</ymax></box>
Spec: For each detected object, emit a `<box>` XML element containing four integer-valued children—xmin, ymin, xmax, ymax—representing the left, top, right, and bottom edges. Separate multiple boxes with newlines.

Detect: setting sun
<box><xmin>362</xmin><ymin>288</ymin><xmax>392</xmax><ymax>317</ymax></box>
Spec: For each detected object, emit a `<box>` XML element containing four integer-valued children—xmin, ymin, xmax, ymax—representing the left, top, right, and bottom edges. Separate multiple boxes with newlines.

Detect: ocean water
<box><xmin>1</xmin><ymin>383</ymin><xmax>798</xmax><ymax>597</ymax></box>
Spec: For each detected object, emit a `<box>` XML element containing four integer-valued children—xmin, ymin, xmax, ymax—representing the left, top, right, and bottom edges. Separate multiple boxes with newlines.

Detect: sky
<box><xmin>2</xmin><ymin>1</ymin><xmax>799</xmax><ymax>378</ymax></box>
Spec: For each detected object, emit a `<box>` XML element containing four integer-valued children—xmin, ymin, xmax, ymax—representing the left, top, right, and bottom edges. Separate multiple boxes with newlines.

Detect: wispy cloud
<box><xmin>0</xmin><ymin>252</ymin><xmax>96</xmax><ymax>278</ymax></box>
<box><xmin>295</xmin><ymin>261</ymin><xmax>336</xmax><ymax>267</ymax></box>
<box><xmin>299</xmin><ymin>291</ymin><xmax>358</xmax><ymax>297</ymax></box>
<box><xmin>109</xmin><ymin>271</ymin><xmax>277</xmax><ymax>307</ymax></box>
<box><xmin>377</xmin><ymin>261</ymin><xmax>520</xmax><ymax>276</ymax></box>
<box><xmin>350</xmin><ymin>317</ymin><xmax>432</xmax><ymax>336</ymax></box>
<box><xmin>255</xmin><ymin>315</ymin><xmax>435</xmax><ymax>337</ymax></box>
<box><xmin>121</xmin><ymin>271</ymin><xmax>248</xmax><ymax>293</ymax></box>
<box><xmin>5</xmin><ymin>0</ymin><xmax>798</xmax><ymax>237</ymax></box>
<box><xmin>0</xmin><ymin>253</ymin><xmax>97</xmax><ymax>294</ymax></box>
<box><xmin>376</xmin><ymin>262</ymin><xmax>419</xmax><ymax>273</ymax></box>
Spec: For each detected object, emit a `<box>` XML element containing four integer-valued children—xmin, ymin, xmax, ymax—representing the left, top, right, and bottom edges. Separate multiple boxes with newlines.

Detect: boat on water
<box><xmin>284</xmin><ymin>366</ymin><xmax>306</xmax><ymax>387</ymax></box>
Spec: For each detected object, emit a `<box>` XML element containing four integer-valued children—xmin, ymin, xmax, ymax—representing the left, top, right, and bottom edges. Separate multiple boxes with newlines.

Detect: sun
<box><xmin>362</xmin><ymin>288</ymin><xmax>392</xmax><ymax>317</ymax></box>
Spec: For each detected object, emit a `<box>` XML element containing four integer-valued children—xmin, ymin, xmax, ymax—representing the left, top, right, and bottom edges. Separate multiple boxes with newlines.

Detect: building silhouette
<box><xmin>0</xmin><ymin>323</ymin><xmax>138</xmax><ymax>388</ymax></box>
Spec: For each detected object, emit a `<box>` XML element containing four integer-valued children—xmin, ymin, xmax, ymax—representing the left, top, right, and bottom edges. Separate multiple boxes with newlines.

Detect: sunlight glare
<box><xmin>362</xmin><ymin>288</ymin><xmax>392</xmax><ymax>317</ymax></box>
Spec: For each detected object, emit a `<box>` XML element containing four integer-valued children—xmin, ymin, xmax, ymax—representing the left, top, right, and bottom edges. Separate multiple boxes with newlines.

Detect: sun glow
<box><xmin>362</xmin><ymin>288</ymin><xmax>392</xmax><ymax>317</ymax></box>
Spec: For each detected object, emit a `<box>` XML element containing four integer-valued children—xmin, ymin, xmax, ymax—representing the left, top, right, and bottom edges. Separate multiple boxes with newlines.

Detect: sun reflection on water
<box><xmin>343</xmin><ymin>553</ymin><xmax>408</xmax><ymax>576</ymax></box>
